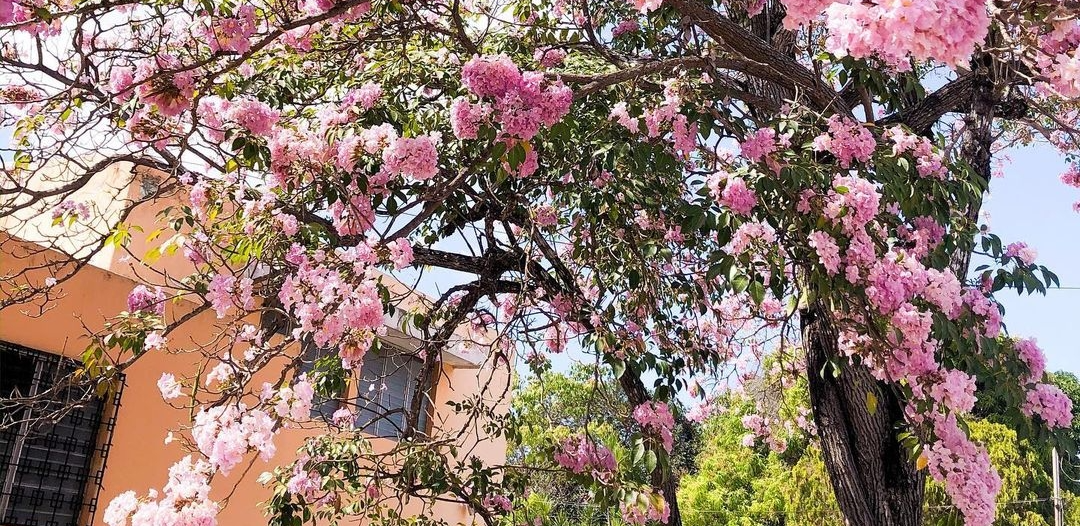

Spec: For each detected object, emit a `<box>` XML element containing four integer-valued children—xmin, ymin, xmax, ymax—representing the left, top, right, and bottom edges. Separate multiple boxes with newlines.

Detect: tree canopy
<box><xmin>2</xmin><ymin>0</ymin><xmax>1080</xmax><ymax>525</ymax></box>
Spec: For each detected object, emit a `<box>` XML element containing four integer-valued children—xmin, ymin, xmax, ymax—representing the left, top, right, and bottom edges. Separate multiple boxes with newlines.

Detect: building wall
<box><xmin>0</xmin><ymin>233</ymin><xmax>508</xmax><ymax>525</ymax></box>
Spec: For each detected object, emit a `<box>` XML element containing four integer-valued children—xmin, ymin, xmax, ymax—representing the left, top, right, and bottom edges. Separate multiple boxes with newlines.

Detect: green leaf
<box><xmin>731</xmin><ymin>274</ymin><xmax>750</xmax><ymax>293</ymax></box>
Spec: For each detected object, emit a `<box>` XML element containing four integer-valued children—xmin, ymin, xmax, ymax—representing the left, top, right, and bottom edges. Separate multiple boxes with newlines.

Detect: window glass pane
<box><xmin>354</xmin><ymin>346</ymin><xmax>430</xmax><ymax>439</ymax></box>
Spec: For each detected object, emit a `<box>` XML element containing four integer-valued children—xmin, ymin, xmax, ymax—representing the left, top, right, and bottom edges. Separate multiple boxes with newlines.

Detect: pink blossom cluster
<box><xmin>807</xmin><ymin>231</ymin><xmax>841</xmax><ymax>275</ymax></box>
<box><xmin>708</xmin><ymin>173</ymin><xmax>756</xmax><ymax>216</ymax></box>
<box><xmin>128</xmin><ymin>285</ymin><xmax>167</xmax><ymax>315</ymax></box>
<box><xmin>265</xmin><ymin>375</ymin><xmax>315</xmax><ymax>422</ymax></box>
<box><xmin>553</xmin><ymin>435</ymin><xmax>618</xmax><ymax>483</ymax></box>
<box><xmin>740</xmin><ymin>413</ymin><xmax>787</xmax><ymax>453</ymax></box>
<box><xmin>628</xmin><ymin>0</ymin><xmax>661</xmax><ymax>14</ymax></box>
<box><xmin>620</xmin><ymin>488</ymin><xmax>670</xmax><ymax>525</ymax></box>
<box><xmin>192</xmin><ymin>403</ymin><xmax>277</xmax><ymax>474</ymax></box>
<box><xmin>1015</xmin><ymin>338</ymin><xmax>1046</xmax><ymax>384</ymax></box>
<box><xmin>1022</xmin><ymin>383</ymin><xmax>1074</xmax><ymax>428</ymax></box>
<box><xmin>102</xmin><ymin>456</ymin><xmax>219</xmax><ymax>526</ymax></box>
<box><xmin>52</xmin><ymin>199</ymin><xmax>90</xmax><ymax>221</ymax></box>
<box><xmin>206</xmin><ymin>273</ymin><xmax>255</xmax><ymax>318</ymax></box>
<box><xmin>456</xmin><ymin>55</ymin><xmax>572</xmax><ymax>142</ymax></box>
<box><xmin>728</xmin><ymin>221</ymin><xmax>776</xmax><ymax>255</ymax></box>
<box><xmin>382</xmin><ymin>134</ymin><xmax>441</xmax><ymax>181</ymax></box>
<box><xmin>286</xmin><ymin>456</ymin><xmax>324</xmax><ymax>502</ymax></box>
<box><xmin>482</xmin><ymin>494</ymin><xmax>513</xmax><ymax>513</ymax></box>
<box><xmin>609</xmin><ymin>102</ymin><xmax>638</xmax><ymax>133</ymax></box>
<box><xmin>1004</xmin><ymin>242</ymin><xmax>1038</xmax><ymax>266</ymax></box>
<box><xmin>198</xmin><ymin>5</ymin><xmax>257</xmax><ymax>54</ymax></box>
<box><xmin>962</xmin><ymin>288</ymin><xmax>1002</xmax><ymax>339</ymax></box>
<box><xmin>1036</xmin><ymin>21</ymin><xmax>1080</xmax><ymax>98</ymax></box>
<box><xmin>133</xmin><ymin>54</ymin><xmax>196</xmax><ymax>117</ymax></box>
<box><xmin>632</xmin><ymin>401</ymin><xmax>675</xmax><ymax>452</ymax></box>
<box><xmin>157</xmin><ymin>373</ymin><xmax>182</xmax><ymax>400</ymax></box>
<box><xmin>885</xmin><ymin>126</ymin><xmax>947</xmax><ymax>178</ymax></box>
<box><xmin>268</xmin><ymin>128</ymin><xmax>333</xmax><ymax>186</ymax></box>
<box><xmin>812</xmin><ymin>116</ymin><xmax>875</xmax><ymax>168</ymax></box>
<box><xmin>923</xmin><ymin>414</ymin><xmax>1001</xmax><ymax>526</ymax></box>
<box><xmin>784</xmin><ymin>0</ymin><xmax>989</xmax><ymax>71</ymax></box>
<box><xmin>927</xmin><ymin>370</ymin><xmax>977</xmax><ymax>414</ymax></box>
<box><xmin>739</xmin><ymin>128</ymin><xmax>777</xmax><ymax>163</ymax></box>
<box><xmin>387</xmin><ymin>239</ymin><xmax>414</xmax><ymax>269</ymax></box>
<box><xmin>278</xmin><ymin>244</ymin><xmax>384</xmax><ymax>361</ymax></box>
<box><xmin>533</xmin><ymin>47</ymin><xmax>567</xmax><ymax>68</ymax></box>
<box><xmin>824</xmin><ymin>175</ymin><xmax>880</xmax><ymax>235</ymax></box>
<box><xmin>897</xmin><ymin>216</ymin><xmax>946</xmax><ymax>260</ymax></box>
<box><xmin>612</xmin><ymin>19</ymin><xmax>640</xmax><ymax>37</ymax></box>
<box><xmin>1061</xmin><ymin>165</ymin><xmax>1080</xmax><ymax>212</ymax></box>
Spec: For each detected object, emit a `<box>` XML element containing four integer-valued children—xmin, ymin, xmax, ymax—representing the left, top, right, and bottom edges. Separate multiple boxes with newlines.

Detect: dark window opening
<box><xmin>0</xmin><ymin>342</ymin><xmax>122</xmax><ymax>526</ymax></box>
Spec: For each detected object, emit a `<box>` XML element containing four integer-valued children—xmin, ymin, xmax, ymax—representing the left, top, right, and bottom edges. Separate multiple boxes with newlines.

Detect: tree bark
<box><xmin>803</xmin><ymin>304</ymin><xmax>925</xmax><ymax>526</ymax></box>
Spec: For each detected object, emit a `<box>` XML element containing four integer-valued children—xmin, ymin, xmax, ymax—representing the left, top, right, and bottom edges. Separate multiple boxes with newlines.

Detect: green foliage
<box><xmin>676</xmin><ymin>392</ymin><xmax>841</xmax><ymax>526</ymax></box>
<box><xmin>506</xmin><ymin>366</ymin><xmax>699</xmax><ymax>525</ymax></box>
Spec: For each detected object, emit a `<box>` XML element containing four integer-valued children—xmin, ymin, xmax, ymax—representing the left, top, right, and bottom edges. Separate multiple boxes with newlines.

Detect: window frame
<box><xmin>0</xmin><ymin>341</ymin><xmax>123</xmax><ymax>526</ymax></box>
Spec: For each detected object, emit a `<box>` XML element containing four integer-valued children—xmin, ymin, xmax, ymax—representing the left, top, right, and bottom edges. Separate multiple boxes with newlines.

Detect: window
<box><xmin>0</xmin><ymin>342</ymin><xmax>121</xmax><ymax>526</ymax></box>
<box><xmin>297</xmin><ymin>342</ymin><xmax>432</xmax><ymax>439</ymax></box>
<box><xmin>264</xmin><ymin>309</ymin><xmax>435</xmax><ymax>439</ymax></box>
<box><xmin>354</xmin><ymin>346</ymin><xmax>431</xmax><ymax>438</ymax></box>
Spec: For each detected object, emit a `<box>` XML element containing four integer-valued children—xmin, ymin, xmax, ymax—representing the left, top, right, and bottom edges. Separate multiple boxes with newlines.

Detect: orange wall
<box><xmin>0</xmin><ymin>236</ymin><xmax>507</xmax><ymax>525</ymax></box>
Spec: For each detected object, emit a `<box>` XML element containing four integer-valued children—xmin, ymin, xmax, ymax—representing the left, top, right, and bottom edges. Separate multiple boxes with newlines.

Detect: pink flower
<box><xmin>633</xmin><ymin>401</ymin><xmax>675</xmax><ymax>452</ymax></box>
<box><xmin>127</xmin><ymin>285</ymin><xmax>167</xmax><ymax>315</ymax></box>
<box><xmin>554</xmin><ymin>435</ymin><xmax>618</xmax><ymax>483</ymax></box>
<box><xmin>387</xmin><ymin>239</ymin><xmax>414</xmax><ymax>269</ymax></box>
<box><xmin>382</xmin><ymin>134</ymin><xmax>441</xmax><ymax>181</ymax></box>
<box><xmin>202</xmin><ymin>5</ymin><xmax>256</xmax><ymax>54</ymax></box>
<box><xmin>808</xmin><ymin>231</ymin><xmax>841</xmax><ymax>275</ymax></box>
<box><xmin>449</xmin><ymin>97</ymin><xmax>489</xmax><ymax>139</ymax></box>
<box><xmin>460</xmin><ymin>55</ymin><xmax>572</xmax><ymax>141</ymax></box>
<box><xmin>629</xmin><ymin>0</ymin><xmax>662</xmax><ymax>13</ymax></box>
<box><xmin>1015</xmin><ymin>338</ymin><xmax>1046</xmax><ymax>384</ymax></box>
<box><xmin>610</xmin><ymin>102</ymin><xmax>639</xmax><ymax>132</ymax></box>
<box><xmin>1023</xmin><ymin>383</ymin><xmax>1074</xmax><ymax>428</ymax></box>
<box><xmin>225</xmin><ymin>97</ymin><xmax>280</xmax><ymax>136</ymax></box>
<box><xmin>812</xmin><ymin>116</ymin><xmax>875</xmax><ymax>168</ymax></box>
<box><xmin>158</xmin><ymin>373</ymin><xmax>182</xmax><ymax>400</ymax></box>
<box><xmin>533</xmin><ymin>47</ymin><xmax>567</xmax><ymax>68</ymax></box>
<box><xmin>612</xmin><ymin>19</ymin><xmax>640</xmax><ymax>37</ymax></box>
<box><xmin>1004</xmin><ymin>242</ymin><xmax>1037</xmax><ymax>266</ymax></box>
<box><xmin>354</xmin><ymin>82</ymin><xmax>382</xmax><ymax>110</ymax></box>
<box><xmin>739</xmin><ymin>128</ymin><xmax>776</xmax><ymax>162</ymax></box>
<box><xmin>924</xmin><ymin>413</ymin><xmax>1001</xmax><ymax>526</ymax></box>
<box><xmin>928</xmin><ymin>369</ymin><xmax>977</xmax><ymax>413</ymax></box>
<box><xmin>818</xmin><ymin>0</ymin><xmax>989</xmax><ymax>71</ymax></box>
<box><xmin>716</xmin><ymin>176</ymin><xmax>756</xmax><ymax>216</ymax></box>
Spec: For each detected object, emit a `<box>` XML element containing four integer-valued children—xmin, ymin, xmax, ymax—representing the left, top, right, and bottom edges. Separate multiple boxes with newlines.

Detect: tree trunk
<box><xmin>803</xmin><ymin>304</ymin><xmax>925</xmax><ymax>526</ymax></box>
<box><xmin>619</xmin><ymin>372</ymin><xmax>683</xmax><ymax>526</ymax></box>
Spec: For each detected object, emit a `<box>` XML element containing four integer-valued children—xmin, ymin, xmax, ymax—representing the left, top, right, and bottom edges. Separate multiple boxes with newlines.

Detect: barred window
<box><xmin>0</xmin><ymin>342</ymin><xmax>121</xmax><ymax>526</ymax></box>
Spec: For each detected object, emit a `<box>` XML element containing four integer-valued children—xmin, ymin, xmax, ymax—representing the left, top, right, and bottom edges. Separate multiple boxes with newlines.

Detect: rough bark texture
<box><xmin>803</xmin><ymin>305</ymin><xmax>926</xmax><ymax>526</ymax></box>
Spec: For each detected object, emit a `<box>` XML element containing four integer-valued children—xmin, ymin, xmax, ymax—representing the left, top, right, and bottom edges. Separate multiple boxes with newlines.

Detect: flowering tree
<box><xmin>3</xmin><ymin>0</ymin><xmax>1080</xmax><ymax>525</ymax></box>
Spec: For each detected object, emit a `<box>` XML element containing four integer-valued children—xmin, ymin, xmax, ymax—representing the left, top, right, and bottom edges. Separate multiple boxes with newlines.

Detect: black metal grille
<box><xmin>0</xmin><ymin>341</ymin><xmax>122</xmax><ymax>526</ymax></box>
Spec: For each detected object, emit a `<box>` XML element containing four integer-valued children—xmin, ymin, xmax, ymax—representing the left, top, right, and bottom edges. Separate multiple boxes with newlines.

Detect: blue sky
<box><xmin>983</xmin><ymin>144</ymin><xmax>1080</xmax><ymax>374</ymax></box>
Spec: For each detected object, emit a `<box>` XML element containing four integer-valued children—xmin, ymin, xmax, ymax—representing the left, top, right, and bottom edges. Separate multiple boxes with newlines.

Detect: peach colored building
<box><xmin>0</xmin><ymin>163</ymin><xmax>508</xmax><ymax>525</ymax></box>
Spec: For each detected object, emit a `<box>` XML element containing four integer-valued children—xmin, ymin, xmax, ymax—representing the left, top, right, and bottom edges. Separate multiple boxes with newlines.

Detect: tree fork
<box><xmin>803</xmin><ymin>303</ymin><xmax>925</xmax><ymax>526</ymax></box>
